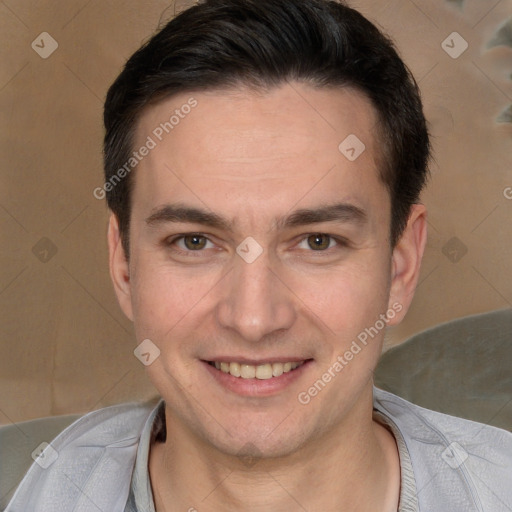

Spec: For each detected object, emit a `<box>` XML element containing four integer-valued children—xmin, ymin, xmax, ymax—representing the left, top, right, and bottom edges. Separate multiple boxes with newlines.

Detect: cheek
<box><xmin>129</xmin><ymin>245</ymin><xmax>392</xmax><ymax>352</ymax></box>
<box><xmin>129</xmin><ymin>260</ymin><xmax>221</xmax><ymax>341</ymax></box>
<box><xmin>289</xmin><ymin>258</ymin><xmax>391</xmax><ymax>333</ymax></box>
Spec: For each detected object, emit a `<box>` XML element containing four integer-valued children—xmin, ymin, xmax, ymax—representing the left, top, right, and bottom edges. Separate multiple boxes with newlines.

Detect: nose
<box><xmin>215</xmin><ymin>249</ymin><xmax>296</xmax><ymax>343</ymax></box>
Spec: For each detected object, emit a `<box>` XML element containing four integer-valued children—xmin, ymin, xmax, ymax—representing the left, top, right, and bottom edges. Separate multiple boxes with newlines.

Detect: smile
<box><xmin>208</xmin><ymin>361</ymin><xmax>305</xmax><ymax>379</ymax></box>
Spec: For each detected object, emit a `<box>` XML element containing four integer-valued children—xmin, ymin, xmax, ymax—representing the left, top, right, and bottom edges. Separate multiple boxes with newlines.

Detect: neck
<box><xmin>149</xmin><ymin>385</ymin><xmax>400</xmax><ymax>512</ymax></box>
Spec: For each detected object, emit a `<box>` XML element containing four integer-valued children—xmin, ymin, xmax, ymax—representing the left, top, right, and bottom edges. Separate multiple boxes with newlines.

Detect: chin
<box><xmin>191</xmin><ymin>409</ymin><xmax>316</xmax><ymax>462</ymax></box>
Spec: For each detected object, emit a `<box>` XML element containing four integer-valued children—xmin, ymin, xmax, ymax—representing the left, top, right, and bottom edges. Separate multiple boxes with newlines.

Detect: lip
<box><xmin>202</xmin><ymin>359</ymin><xmax>313</xmax><ymax>397</ymax></box>
<box><xmin>203</xmin><ymin>357</ymin><xmax>309</xmax><ymax>365</ymax></box>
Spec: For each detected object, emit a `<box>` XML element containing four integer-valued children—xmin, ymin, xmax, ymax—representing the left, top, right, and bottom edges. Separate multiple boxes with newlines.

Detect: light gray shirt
<box><xmin>124</xmin><ymin>398</ymin><xmax>419</xmax><ymax>512</ymax></box>
<box><xmin>6</xmin><ymin>388</ymin><xmax>512</xmax><ymax>511</ymax></box>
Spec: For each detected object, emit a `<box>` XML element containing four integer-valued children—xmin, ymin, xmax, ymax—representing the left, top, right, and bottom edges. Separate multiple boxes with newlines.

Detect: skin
<box><xmin>108</xmin><ymin>82</ymin><xmax>427</xmax><ymax>511</ymax></box>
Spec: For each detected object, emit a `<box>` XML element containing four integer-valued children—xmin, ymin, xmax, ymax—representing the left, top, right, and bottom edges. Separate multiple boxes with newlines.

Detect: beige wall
<box><xmin>1</xmin><ymin>0</ymin><xmax>511</xmax><ymax>424</ymax></box>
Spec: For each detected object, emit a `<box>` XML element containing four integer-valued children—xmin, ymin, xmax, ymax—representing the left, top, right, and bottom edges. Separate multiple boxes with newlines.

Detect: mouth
<box><xmin>207</xmin><ymin>360</ymin><xmax>308</xmax><ymax>380</ymax></box>
<box><xmin>202</xmin><ymin>356</ymin><xmax>314</xmax><ymax>397</ymax></box>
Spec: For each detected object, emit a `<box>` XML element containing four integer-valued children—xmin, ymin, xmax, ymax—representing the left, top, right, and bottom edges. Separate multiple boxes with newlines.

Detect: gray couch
<box><xmin>1</xmin><ymin>308</ymin><xmax>511</xmax><ymax>509</ymax></box>
<box><xmin>374</xmin><ymin>308</ymin><xmax>512</xmax><ymax>432</ymax></box>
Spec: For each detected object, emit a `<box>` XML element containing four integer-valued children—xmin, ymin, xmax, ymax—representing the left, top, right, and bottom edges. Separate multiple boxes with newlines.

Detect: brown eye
<box><xmin>307</xmin><ymin>234</ymin><xmax>331</xmax><ymax>251</ymax></box>
<box><xmin>183</xmin><ymin>235</ymin><xmax>208</xmax><ymax>250</ymax></box>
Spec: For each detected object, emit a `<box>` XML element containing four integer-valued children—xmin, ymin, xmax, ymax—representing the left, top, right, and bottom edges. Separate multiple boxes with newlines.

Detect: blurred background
<box><xmin>0</xmin><ymin>0</ymin><xmax>511</xmax><ymax>423</ymax></box>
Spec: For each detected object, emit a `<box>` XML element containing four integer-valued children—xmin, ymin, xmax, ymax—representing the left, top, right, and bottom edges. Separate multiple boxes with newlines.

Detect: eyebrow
<box><xmin>145</xmin><ymin>202</ymin><xmax>367</xmax><ymax>232</ymax></box>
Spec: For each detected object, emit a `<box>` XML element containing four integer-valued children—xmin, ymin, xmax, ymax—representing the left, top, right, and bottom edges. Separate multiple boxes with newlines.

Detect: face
<box><xmin>108</xmin><ymin>82</ymin><xmax>426</xmax><ymax>459</ymax></box>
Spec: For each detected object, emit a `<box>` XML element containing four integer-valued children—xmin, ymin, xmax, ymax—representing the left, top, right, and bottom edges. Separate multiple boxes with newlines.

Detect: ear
<box><xmin>107</xmin><ymin>213</ymin><xmax>134</xmax><ymax>321</ymax></box>
<box><xmin>386</xmin><ymin>204</ymin><xmax>427</xmax><ymax>326</ymax></box>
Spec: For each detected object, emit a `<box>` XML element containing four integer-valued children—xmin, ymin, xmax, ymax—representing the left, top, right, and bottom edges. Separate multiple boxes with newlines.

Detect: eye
<box><xmin>170</xmin><ymin>234</ymin><xmax>215</xmax><ymax>252</ymax></box>
<box><xmin>298</xmin><ymin>234</ymin><xmax>342</xmax><ymax>251</ymax></box>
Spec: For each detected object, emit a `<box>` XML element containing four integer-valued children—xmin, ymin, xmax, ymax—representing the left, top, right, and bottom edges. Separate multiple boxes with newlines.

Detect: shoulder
<box><xmin>50</xmin><ymin>400</ymin><xmax>158</xmax><ymax>445</ymax></box>
<box><xmin>0</xmin><ymin>412</ymin><xmax>80</xmax><ymax>510</ymax></box>
<box><xmin>2</xmin><ymin>400</ymin><xmax>158</xmax><ymax>512</ymax></box>
<box><xmin>374</xmin><ymin>387</ymin><xmax>512</xmax><ymax>511</ymax></box>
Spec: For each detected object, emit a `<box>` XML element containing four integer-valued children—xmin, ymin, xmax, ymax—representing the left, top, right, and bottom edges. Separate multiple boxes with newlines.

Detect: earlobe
<box><xmin>107</xmin><ymin>213</ymin><xmax>134</xmax><ymax>321</ymax></box>
<box><xmin>386</xmin><ymin>204</ymin><xmax>427</xmax><ymax>326</ymax></box>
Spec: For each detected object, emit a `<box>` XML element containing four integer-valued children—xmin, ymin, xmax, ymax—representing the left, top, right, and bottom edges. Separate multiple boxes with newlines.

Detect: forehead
<box><xmin>130</xmin><ymin>83</ymin><xmax>388</xmax><ymax>232</ymax></box>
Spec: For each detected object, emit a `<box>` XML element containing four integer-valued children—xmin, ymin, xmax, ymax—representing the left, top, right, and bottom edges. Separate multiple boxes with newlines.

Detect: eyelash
<box><xmin>164</xmin><ymin>233</ymin><xmax>348</xmax><ymax>257</ymax></box>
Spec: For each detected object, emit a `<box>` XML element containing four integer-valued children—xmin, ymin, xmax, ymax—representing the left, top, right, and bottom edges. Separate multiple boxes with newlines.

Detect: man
<box><xmin>6</xmin><ymin>0</ymin><xmax>512</xmax><ymax>510</ymax></box>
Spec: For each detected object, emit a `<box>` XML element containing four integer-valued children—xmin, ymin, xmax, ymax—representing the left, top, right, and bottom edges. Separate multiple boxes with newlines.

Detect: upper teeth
<box><xmin>213</xmin><ymin>361</ymin><xmax>304</xmax><ymax>379</ymax></box>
